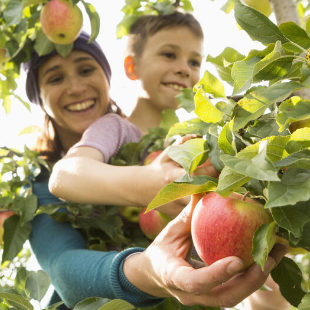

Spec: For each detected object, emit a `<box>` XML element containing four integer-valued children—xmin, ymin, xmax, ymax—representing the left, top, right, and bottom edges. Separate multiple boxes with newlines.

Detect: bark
<box><xmin>269</xmin><ymin>0</ymin><xmax>300</xmax><ymax>25</ymax></box>
<box><xmin>269</xmin><ymin>0</ymin><xmax>310</xmax><ymax>99</ymax></box>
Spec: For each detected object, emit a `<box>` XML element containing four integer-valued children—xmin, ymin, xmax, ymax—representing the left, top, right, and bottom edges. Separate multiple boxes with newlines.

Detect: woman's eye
<box><xmin>80</xmin><ymin>67</ymin><xmax>95</xmax><ymax>75</ymax></box>
<box><xmin>48</xmin><ymin>76</ymin><xmax>63</xmax><ymax>84</ymax></box>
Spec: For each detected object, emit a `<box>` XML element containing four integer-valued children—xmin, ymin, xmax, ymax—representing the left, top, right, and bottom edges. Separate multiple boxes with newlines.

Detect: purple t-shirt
<box><xmin>71</xmin><ymin>113</ymin><xmax>141</xmax><ymax>162</ymax></box>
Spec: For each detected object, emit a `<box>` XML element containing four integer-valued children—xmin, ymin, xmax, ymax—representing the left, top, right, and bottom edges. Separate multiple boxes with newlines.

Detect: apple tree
<box><xmin>1</xmin><ymin>0</ymin><xmax>310</xmax><ymax>309</ymax></box>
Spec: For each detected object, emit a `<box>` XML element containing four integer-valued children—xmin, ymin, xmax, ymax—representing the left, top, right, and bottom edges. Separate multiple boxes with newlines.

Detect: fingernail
<box><xmin>227</xmin><ymin>260</ymin><xmax>245</xmax><ymax>275</ymax></box>
<box><xmin>263</xmin><ymin>257</ymin><xmax>276</xmax><ymax>274</ymax></box>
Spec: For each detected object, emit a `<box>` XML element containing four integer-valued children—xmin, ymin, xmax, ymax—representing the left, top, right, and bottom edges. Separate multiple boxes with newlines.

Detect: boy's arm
<box><xmin>49</xmin><ymin>146</ymin><xmax>187</xmax><ymax>216</ymax></box>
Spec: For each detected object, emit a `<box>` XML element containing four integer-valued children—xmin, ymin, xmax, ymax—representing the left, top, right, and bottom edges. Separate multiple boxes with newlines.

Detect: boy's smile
<box><xmin>134</xmin><ymin>26</ymin><xmax>203</xmax><ymax>112</ymax></box>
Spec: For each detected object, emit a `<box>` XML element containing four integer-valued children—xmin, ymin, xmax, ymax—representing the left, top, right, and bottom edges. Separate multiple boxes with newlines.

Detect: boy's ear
<box><xmin>124</xmin><ymin>56</ymin><xmax>138</xmax><ymax>80</ymax></box>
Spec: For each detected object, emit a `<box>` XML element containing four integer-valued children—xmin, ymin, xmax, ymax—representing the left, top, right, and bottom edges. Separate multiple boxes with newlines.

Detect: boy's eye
<box><xmin>190</xmin><ymin>59</ymin><xmax>201</xmax><ymax>68</ymax></box>
<box><xmin>162</xmin><ymin>52</ymin><xmax>175</xmax><ymax>59</ymax></box>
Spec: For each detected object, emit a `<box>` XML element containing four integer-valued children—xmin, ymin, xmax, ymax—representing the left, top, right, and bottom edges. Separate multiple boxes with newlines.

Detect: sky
<box><xmin>0</xmin><ymin>0</ymin><xmax>267</xmax><ymax>150</ymax></box>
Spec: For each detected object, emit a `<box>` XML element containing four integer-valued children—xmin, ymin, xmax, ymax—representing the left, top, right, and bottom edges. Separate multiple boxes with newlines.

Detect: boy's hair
<box><xmin>127</xmin><ymin>11</ymin><xmax>204</xmax><ymax>58</ymax></box>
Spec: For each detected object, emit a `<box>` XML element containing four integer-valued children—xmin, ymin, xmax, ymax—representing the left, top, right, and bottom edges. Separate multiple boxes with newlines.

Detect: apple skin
<box><xmin>243</xmin><ymin>0</ymin><xmax>272</xmax><ymax>17</ymax></box>
<box><xmin>143</xmin><ymin>150</ymin><xmax>163</xmax><ymax>166</ymax></box>
<box><xmin>119</xmin><ymin>206</ymin><xmax>142</xmax><ymax>223</ymax></box>
<box><xmin>139</xmin><ymin>208</ymin><xmax>172</xmax><ymax>240</ymax></box>
<box><xmin>0</xmin><ymin>211</ymin><xmax>16</xmax><ymax>245</ymax></box>
<box><xmin>40</xmin><ymin>0</ymin><xmax>83</xmax><ymax>45</ymax></box>
<box><xmin>289</xmin><ymin>117</ymin><xmax>310</xmax><ymax>133</ymax></box>
<box><xmin>191</xmin><ymin>192</ymin><xmax>274</xmax><ymax>270</ymax></box>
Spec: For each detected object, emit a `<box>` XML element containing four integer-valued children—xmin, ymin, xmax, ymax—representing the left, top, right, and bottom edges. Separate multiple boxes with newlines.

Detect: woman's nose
<box><xmin>66</xmin><ymin>77</ymin><xmax>87</xmax><ymax>95</ymax></box>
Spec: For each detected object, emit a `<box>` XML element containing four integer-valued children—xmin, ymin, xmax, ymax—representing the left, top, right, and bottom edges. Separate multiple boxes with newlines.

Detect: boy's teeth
<box><xmin>166</xmin><ymin>84</ymin><xmax>184</xmax><ymax>91</ymax></box>
<box><xmin>67</xmin><ymin>100</ymin><xmax>95</xmax><ymax>111</ymax></box>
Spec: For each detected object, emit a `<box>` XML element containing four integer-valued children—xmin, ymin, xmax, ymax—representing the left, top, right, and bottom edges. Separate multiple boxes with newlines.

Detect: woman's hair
<box><xmin>126</xmin><ymin>11</ymin><xmax>204</xmax><ymax>58</ymax></box>
<box><xmin>23</xmin><ymin>31</ymin><xmax>124</xmax><ymax>162</ymax></box>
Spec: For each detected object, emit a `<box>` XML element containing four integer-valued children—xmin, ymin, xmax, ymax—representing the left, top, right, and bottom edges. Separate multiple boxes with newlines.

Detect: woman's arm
<box><xmin>49</xmin><ymin>146</ymin><xmax>187</xmax><ymax>216</ymax></box>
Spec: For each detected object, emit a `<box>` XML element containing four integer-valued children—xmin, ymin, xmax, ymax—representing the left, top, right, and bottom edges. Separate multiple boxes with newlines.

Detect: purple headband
<box><xmin>23</xmin><ymin>31</ymin><xmax>112</xmax><ymax>105</ymax></box>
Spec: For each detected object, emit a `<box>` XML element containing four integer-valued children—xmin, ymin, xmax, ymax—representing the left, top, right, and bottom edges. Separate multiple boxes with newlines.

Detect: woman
<box><xmin>23</xmin><ymin>31</ymin><xmax>288</xmax><ymax>309</ymax></box>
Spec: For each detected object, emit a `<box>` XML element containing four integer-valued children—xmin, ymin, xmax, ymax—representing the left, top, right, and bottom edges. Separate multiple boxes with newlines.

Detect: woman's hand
<box><xmin>124</xmin><ymin>194</ymin><xmax>288</xmax><ymax>308</ymax></box>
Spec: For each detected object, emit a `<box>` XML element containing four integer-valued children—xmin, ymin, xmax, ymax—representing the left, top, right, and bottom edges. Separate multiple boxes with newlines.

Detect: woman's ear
<box><xmin>124</xmin><ymin>56</ymin><xmax>138</xmax><ymax>80</ymax></box>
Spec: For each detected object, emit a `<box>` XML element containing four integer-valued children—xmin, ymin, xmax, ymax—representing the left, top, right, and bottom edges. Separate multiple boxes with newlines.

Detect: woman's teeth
<box><xmin>166</xmin><ymin>84</ymin><xmax>185</xmax><ymax>91</ymax></box>
<box><xmin>66</xmin><ymin>100</ymin><xmax>95</xmax><ymax>111</ymax></box>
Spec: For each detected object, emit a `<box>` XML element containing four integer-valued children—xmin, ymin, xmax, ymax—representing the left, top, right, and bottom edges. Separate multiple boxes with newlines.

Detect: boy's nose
<box><xmin>175</xmin><ymin>62</ymin><xmax>190</xmax><ymax>78</ymax></box>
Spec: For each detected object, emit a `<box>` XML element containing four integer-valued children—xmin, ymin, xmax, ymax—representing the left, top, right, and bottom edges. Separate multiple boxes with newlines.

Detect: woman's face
<box><xmin>38</xmin><ymin>50</ymin><xmax>110</xmax><ymax>137</ymax></box>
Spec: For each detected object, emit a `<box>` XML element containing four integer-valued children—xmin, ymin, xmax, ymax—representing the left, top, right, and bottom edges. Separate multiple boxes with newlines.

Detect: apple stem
<box><xmin>242</xmin><ymin>191</ymin><xmax>250</xmax><ymax>201</ymax></box>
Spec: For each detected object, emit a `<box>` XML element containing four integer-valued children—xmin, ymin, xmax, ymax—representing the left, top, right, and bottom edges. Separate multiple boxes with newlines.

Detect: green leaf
<box><xmin>175</xmin><ymin>88</ymin><xmax>195</xmax><ymax>112</ymax></box>
<box><xmin>0</xmin><ymin>292</ymin><xmax>33</xmax><ymax>310</ymax></box>
<box><xmin>25</xmin><ymin>270</ymin><xmax>50</xmax><ymax>302</ymax></box>
<box><xmin>81</xmin><ymin>1</ymin><xmax>100</xmax><ymax>42</ymax></box>
<box><xmin>271</xmin><ymin>257</ymin><xmax>306</xmax><ymax>307</ymax></box>
<box><xmin>218</xmin><ymin>120</ymin><xmax>236</xmax><ymax>155</ymax></box>
<box><xmin>194</xmin><ymin>88</ymin><xmax>224</xmax><ymax>123</ymax></box>
<box><xmin>166</xmin><ymin>118</ymin><xmax>212</xmax><ymax>139</ymax></box>
<box><xmin>159</xmin><ymin>109</ymin><xmax>179</xmax><ymax>131</ymax></box>
<box><xmin>266</xmin><ymin>169</ymin><xmax>310</xmax><ymax>208</ymax></box>
<box><xmin>277</xmin><ymin>96</ymin><xmax>310</xmax><ymax>132</ymax></box>
<box><xmin>45</xmin><ymin>301</ymin><xmax>65</xmax><ymax>310</ymax></box>
<box><xmin>280</xmin><ymin>21</ymin><xmax>310</xmax><ymax>51</ymax></box>
<box><xmin>3</xmin><ymin>0</ymin><xmax>23</xmax><ymax>26</ymax></box>
<box><xmin>252</xmin><ymin>222</ymin><xmax>276</xmax><ymax>271</ymax></box>
<box><xmin>147</xmin><ymin>176</ymin><xmax>217</xmax><ymax>211</ymax></box>
<box><xmin>234</xmin><ymin>0</ymin><xmax>288</xmax><ymax>45</ymax></box>
<box><xmin>167</xmin><ymin>138</ymin><xmax>209</xmax><ymax>175</ymax></box>
<box><xmin>220</xmin><ymin>141</ymin><xmax>280</xmax><ymax>181</ymax></box>
<box><xmin>233</xmin><ymin>81</ymin><xmax>308</xmax><ymax>131</ymax></box>
<box><xmin>194</xmin><ymin>70</ymin><xmax>226</xmax><ymax>98</ymax></box>
<box><xmin>232</xmin><ymin>42</ymin><xmax>292</xmax><ymax>95</ymax></box>
<box><xmin>299</xmin><ymin>292</ymin><xmax>310</xmax><ymax>309</ymax></box>
<box><xmin>73</xmin><ymin>297</ymin><xmax>111</xmax><ymax>310</ymax></box>
<box><xmin>271</xmin><ymin>200</ymin><xmax>310</xmax><ymax>239</ymax></box>
<box><xmin>206</xmin><ymin>47</ymin><xmax>245</xmax><ymax>86</ymax></box>
<box><xmin>274</xmin><ymin>149</ymin><xmax>310</xmax><ymax>170</ymax></box>
<box><xmin>55</xmin><ymin>43</ymin><xmax>74</xmax><ymax>58</ymax></box>
<box><xmin>34</xmin><ymin>29</ymin><xmax>55</xmax><ymax>56</ymax></box>
<box><xmin>97</xmin><ymin>299</ymin><xmax>134</xmax><ymax>310</ymax></box>
<box><xmin>2</xmin><ymin>215</ymin><xmax>31</xmax><ymax>263</ymax></box>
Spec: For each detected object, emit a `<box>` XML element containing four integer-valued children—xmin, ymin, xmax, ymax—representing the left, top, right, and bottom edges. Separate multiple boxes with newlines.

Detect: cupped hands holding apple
<box><xmin>124</xmin><ymin>194</ymin><xmax>288</xmax><ymax>308</ymax></box>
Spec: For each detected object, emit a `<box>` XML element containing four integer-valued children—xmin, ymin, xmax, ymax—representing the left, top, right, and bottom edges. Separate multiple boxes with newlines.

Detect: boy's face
<box><xmin>134</xmin><ymin>27</ymin><xmax>203</xmax><ymax>111</ymax></box>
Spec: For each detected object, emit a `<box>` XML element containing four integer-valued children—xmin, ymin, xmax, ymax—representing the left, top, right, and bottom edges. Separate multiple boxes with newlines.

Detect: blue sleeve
<box><xmin>29</xmin><ymin>171</ymin><xmax>164</xmax><ymax>309</ymax></box>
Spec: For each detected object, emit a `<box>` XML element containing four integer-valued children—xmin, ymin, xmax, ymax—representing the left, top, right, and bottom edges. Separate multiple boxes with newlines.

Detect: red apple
<box><xmin>191</xmin><ymin>192</ymin><xmax>274</xmax><ymax>269</ymax></box>
<box><xmin>143</xmin><ymin>150</ymin><xmax>163</xmax><ymax>166</ymax></box>
<box><xmin>0</xmin><ymin>210</ymin><xmax>16</xmax><ymax>245</ymax></box>
<box><xmin>40</xmin><ymin>0</ymin><xmax>83</xmax><ymax>45</ymax></box>
<box><xmin>139</xmin><ymin>208</ymin><xmax>172</xmax><ymax>240</ymax></box>
<box><xmin>289</xmin><ymin>117</ymin><xmax>310</xmax><ymax>133</ymax></box>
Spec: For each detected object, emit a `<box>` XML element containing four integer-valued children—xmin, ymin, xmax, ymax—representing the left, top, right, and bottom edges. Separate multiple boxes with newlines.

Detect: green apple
<box><xmin>289</xmin><ymin>117</ymin><xmax>310</xmax><ymax>133</ymax></box>
<box><xmin>119</xmin><ymin>206</ymin><xmax>142</xmax><ymax>223</ymax></box>
<box><xmin>0</xmin><ymin>211</ymin><xmax>16</xmax><ymax>245</ymax></box>
<box><xmin>40</xmin><ymin>0</ymin><xmax>83</xmax><ymax>45</ymax></box>
<box><xmin>139</xmin><ymin>208</ymin><xmax>172</xmax><ymax>240</ymax></box>
<box><xmin>191</xmin><ymin>192</ymin><xmax>274</xmax><ymax>270</ymax></box>
<box><xmin>243</xmin><ymin>0</ymin><xmax>272</xmax><ymax>17</ymax></box>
